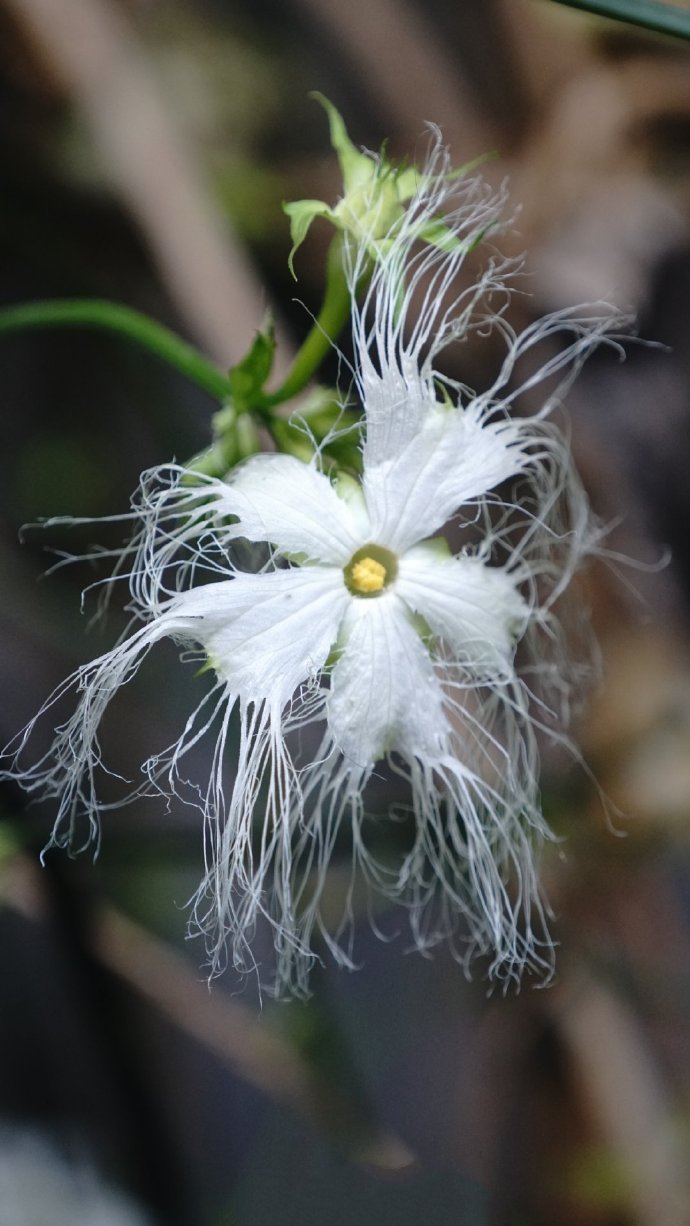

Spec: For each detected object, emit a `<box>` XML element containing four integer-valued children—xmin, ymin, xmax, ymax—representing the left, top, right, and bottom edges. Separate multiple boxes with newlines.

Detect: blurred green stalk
<box><xmin>550</xmin><ymin>0</ymin><xmax>690</xmax><ymax>38</ymax></box>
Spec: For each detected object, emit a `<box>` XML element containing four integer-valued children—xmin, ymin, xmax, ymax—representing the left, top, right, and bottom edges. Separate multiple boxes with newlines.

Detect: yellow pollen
<box><xmin>350</xmin><ymin>556</ymin><xmax>387</xmax><ymax>593</ymax></box>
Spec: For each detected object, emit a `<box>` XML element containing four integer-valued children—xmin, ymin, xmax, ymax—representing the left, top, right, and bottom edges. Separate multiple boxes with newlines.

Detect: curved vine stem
<box><xmin>0</xmin><ymin>299</ymin><xmax>233</xmax><ymax>402</ymax></box>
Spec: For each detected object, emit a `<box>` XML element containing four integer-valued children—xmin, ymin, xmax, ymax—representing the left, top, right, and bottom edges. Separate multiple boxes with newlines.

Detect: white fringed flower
<box><xmin>5</xmin><ymin>140</ymin><xmax>624</xmax><ymax>995</ymax></box>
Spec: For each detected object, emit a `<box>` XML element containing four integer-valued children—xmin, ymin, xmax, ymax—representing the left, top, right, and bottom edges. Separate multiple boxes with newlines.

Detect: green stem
<box><xmin>266</xmin><ymin>237</ymin><xmax>355</xmax><ymax>406</ymax></box>
<box><xmin>0</xmin><ymin>299</ymin><xmax>232</xmax><ymax>401</ymax></box>
<box><xmin>549</xmin><ymin>0</ymin><xmax>690</xmax><ymax>39</ymax></box>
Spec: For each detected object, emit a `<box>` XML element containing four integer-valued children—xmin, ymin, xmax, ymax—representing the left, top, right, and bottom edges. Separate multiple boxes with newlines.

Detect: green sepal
<box><xmin>189</xmin><ymin>399</ymin><xmax>261</xmax><ymax>479</ymax></box>
<box><xmin>412</xmin><ymin>535</ymin><xmax>452</xmax><ymax>560</ymax></box>
<box><xmin>297</xmin><ymin>385</ymin><xmax>361</xmax><ymax>442</ymax></box>
<box><xmin>394</xmin><ymin>165</ymin><xmax>421</xmax><ymax>203</ymax></box>
<box><xmin>227</xmin><ymin>317</ymin><xmax>275</xmax><ymax>409</ymax></box>
<box><xmin>283</xmin><ymin>102</ymin><xmax>498</xmax><ymax>287</ymax></box>
<box><xmin>407</xmin><ymin>609</ymin><xmax>436</xmax><ymax>645</ymax></box>
<box><xmin>235</xmin><ymin>412</ymin><xmax>261</xmax><ymax>460</ymax></box>
<box><xmin>186</xmin><ymin>439</ymin><xmax>236</xmax><ymax>478</ymax></box>
<box><xmin>310</xmin><ymin>92</ymin><xmax>373</xmax><ymax>195</ymax></box>
<box><xmin>284</xmin><ymin>96</ymin><xmax>407</xmax><ymax>270</ymax></box>
<box><xmin>285</xmin><ymin>389</ymin><xmax>363</xmax><ymax>474</ymax></box>
<box><xmin>322</xmin><ymin>433</ymin><xmax>363</xmax><ymax>476</ymax></box>
<box><xmin>283</xmin><ymin>199</ymin><xmax>335</xmax><ymax>278</ymax></box>
<box><xmin>435</xmin><ymin>382</ymin><xmax>456</xmax><ymax>410</ymax></box>
<box><xmin>420</xmin><ymin>217</ymin><xmax>495</xmax><ymax>256</ymax></box>
<box><xmin>270</xmin><ymin>417</ymin><xmax>318</xmax><ymax>464</ymax></box>
<box><xmin>418</xmin><ymin>218</ymin><xmax>465</xmax><ymax>254</ymax></box>
<box><xmin>323</xmin><ymin>639</ymin><xmax>344</xmax><ymax>671</ymax></box>
<box><xmin>334</xmin><ymin>471</ymin><xmax>364</xmax><ymax>504</ymax></box>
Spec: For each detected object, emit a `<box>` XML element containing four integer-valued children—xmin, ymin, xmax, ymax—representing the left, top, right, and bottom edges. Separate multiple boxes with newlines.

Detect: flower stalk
<box><xmin>265</xmin><ymin>236</ymin><xmax>358</xmax><ymax>407</ymax></box>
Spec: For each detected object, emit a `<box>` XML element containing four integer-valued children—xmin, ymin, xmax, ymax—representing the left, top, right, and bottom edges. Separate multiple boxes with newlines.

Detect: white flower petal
<box><xmin>360</xmin><ymin>363</ymin><xmax>435</xmax><ymax>467</ymax></box>
<box><xmin>397</xmin><ymin>549</ymin><xmax>528</xmax><ymax>673</ymax></box>
<box><xmin>214</xmin><ymin>453</ymin><xmax>369</xmax><ymax>564</ymax></box>
<box><xmin>363</xmin><ymin>404</ymin><xmax>527</xmax><ymax>554</ymax></box>
<box><xmin>327</xmin><ymin>593</ymin><xmax>448</xmax><ymax>766</ymax></box>
<box><xmin>349</xmin><ymin>147</ymin><xmax>510</xmax><ymax>470</ymax></box>
<box><xmin>172</xmin><ymin>566</ymin><xmax>349</xmax><ymax>704</ymax></box>
<box><xmin>0</xmin><ymin>618</ymin><xmax>174</xmax><ymax>857</ymax></box>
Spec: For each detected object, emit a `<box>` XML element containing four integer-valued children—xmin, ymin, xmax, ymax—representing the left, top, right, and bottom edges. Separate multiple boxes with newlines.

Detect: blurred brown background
<box><xmin>2</xmin><ymin>1</ymin><xmax>690</xmax><ymax>1223</ymax></box>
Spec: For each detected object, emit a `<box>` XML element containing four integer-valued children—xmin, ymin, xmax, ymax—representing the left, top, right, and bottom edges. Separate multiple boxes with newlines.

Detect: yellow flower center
<box><xmin>343</xmin><ymin>544</ymin><xmax>398</xmax><ymax>599</ymax></box>
<box><xmin>350</xmin><ymin>556</ymin><xmax>386</xmax><ymax>594</ymax></box>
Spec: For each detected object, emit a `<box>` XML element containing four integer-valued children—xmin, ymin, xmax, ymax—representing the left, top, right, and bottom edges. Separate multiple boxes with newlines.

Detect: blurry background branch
<box><xmin>0</xmin><ymin>851</ymin><xmax>414</xmax><ymax>1173</ymax></box>
<box><xmin>292</xmin><ymin>0</ymin><xmax>502</xmax><ymax>163</ymax></box>
<box><xmin>1</xmin><ymin>0</ymin><xmax>294</xmax><ymax>372</ymax></box>
<box><xmin>552</xmin><ymin>970</ymin><xmax>690</xmax><ymax>1226</ymax></box>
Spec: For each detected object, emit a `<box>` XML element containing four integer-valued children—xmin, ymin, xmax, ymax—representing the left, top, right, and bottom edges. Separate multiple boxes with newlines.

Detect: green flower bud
<box><xmin>284</xmin><ymin>94</ymin><xmax>465</xmax><ymax>277</ymax></box>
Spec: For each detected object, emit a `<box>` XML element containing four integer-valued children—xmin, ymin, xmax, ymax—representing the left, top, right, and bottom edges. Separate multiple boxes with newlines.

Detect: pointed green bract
<box><xmin>227</xmin><ymin>318</ymin><xmax>275</xmax><ymax>409</ymax></box>
<box><xmin>312</xmin><ymin>92</ymin><xmax>372</xmax><ymax>194</ymax></box>
<box><xmin>187</xmin><ymin>322</ymin><xmax>274</xmax><ymax>475</ymax></box>
<box><xmin>283</xmin><ymin>94</ymin><xmax>471</xmax><ymax>275</ymax></box>
<box><xmin>284</xmin><ymin>199</ymin><xmax>334</xmax><ymax>278</ymax></box>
